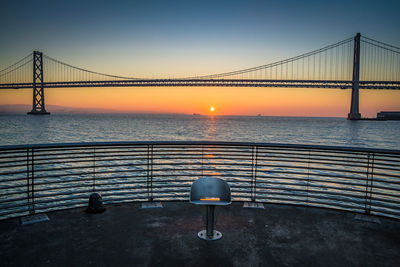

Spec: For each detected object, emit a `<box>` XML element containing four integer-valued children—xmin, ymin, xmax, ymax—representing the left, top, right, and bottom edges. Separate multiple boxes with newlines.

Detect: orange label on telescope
<box><xmin>200</xmin><ymin>197</ymin><xmax>220</xmax><ymax>201</ymax></box>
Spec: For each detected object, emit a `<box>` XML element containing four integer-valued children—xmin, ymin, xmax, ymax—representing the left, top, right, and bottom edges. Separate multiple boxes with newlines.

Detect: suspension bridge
<box><xmin>0</xmin><ymin>33</ymin><xmax>399</xmax><ymax>119</ymax></box>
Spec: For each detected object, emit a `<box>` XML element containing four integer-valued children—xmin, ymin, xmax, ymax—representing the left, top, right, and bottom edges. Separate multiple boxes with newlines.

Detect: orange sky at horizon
<box><xmin>1</xmin><ymin>87</ymin><xmax>399</xmax><ymax>117</ymax></box>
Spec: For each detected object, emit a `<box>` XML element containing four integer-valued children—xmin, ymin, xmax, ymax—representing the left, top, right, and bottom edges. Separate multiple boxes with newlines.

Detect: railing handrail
<box><xmin>1</xmin><ymin>140</ymin><xmax>399</xmax><ymax>155</ymax></box>
<box><xmin>1</xmin><ymin>141</ymin><xmax>399</xmax><ymax>221</ymax></box>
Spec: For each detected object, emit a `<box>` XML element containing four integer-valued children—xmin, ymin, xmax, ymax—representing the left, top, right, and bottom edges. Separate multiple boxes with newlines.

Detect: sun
<box><xmin>210</xmin><ymin>107</ymin><xmax>215</xmax><ymax>112</ymax></box>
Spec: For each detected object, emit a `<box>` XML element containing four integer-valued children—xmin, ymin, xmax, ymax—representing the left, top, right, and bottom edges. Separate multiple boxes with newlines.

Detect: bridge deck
<box><xmin>1</xmin><ymin>79</ymin><xmax>400</xmax><ymax>90</ymax></box>
<box><xmin>1</xmin><ymin>202</ymin><xmax>399</xmax><ymax>266</ymax></box>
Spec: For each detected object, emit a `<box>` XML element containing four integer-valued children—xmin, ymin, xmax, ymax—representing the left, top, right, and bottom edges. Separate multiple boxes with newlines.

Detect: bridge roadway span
<box><xmin>1</xmin><ymin>79</ymin><xmax>400</xmax><ymax>90</ymax></box>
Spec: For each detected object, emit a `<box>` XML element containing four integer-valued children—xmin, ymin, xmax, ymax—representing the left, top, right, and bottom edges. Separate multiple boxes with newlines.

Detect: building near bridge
<box><xmin>377</xmin><ymin>111</ymin><xmax>400</xmax><ymax>120</ymax></box>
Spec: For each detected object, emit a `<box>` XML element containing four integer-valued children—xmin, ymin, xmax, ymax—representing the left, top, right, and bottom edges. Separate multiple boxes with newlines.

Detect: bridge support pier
<box><xmin>28</xmin><ymin>51</ymin><xmax>50</xmax><ymax>115</ymax></box>
<box><xmin>347</xmin><ymin>33</ymin><xmax>361</xmax><ymax>120</ymax></box>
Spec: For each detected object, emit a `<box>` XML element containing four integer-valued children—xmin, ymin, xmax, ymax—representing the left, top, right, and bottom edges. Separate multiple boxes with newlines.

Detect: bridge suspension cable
<box><xmin>360</xmin><ymin>36</ymin><xmax>400</xmax><ymax>82</ymax></box>
<box><xmin>186</xmin><ymin>37</ymin><xmax>355</xmax><ymax>81</ymax></box>
<box><xmin>42</xmin><ymin>54</ymin><xmax>138</xmax><ymax>82</ymax></box>
<box><xmin>0</xmin><ymin>53</ymin><xmax>33</xmax><ymax>85</ymax></box>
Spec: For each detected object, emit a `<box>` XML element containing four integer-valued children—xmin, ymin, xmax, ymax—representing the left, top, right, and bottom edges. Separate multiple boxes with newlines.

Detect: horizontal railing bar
<box><xmin>266</xmin><ymin>195</ymin><xmax>364</xmax><ymax>209</ymax></box>
<box><xmin>255</xmin><ymin>180</ymin><xmax>365</xmax><ymax>194</ymax></box>
<box><xmin>1</xmin><ymin>141</ymin><xmax>399</xmax><ymax>155</ymax></box>
<box><xmin>33</xmin><ymin>168</ymin><xmax>149</xmax><ymax>180</ymax></box>
<box><xmin>32</xmin><ymin>150</ymin><xmax>148</xmax><ymax>160</ymax></box>
<box><xmin>32</xmin><ymin>169</ymin><xmax>202</xmax><ymax>181</ymax></box>
<box><xmin>368</xmin><ymin>199</ymin><xmax>400</xmax><ymax>209</ymax></box>
<box><xmin>256</xmin><ymin>172</ymin><xmax>400</xmax><ymax>187</ymax></box>
<box><xmin>34</xmin><ymin>175</ymin><xmax>148</xmax><ymax>187</ymax></box>
<box><xmin>1</xmin><ymin>183</ymin><xmax>43</xmax><ymax>192</ymax></box>
<box><xmin>365</xmin><ymin>177</ymin><xmax>400</xmax><ymax>186</ymax></box>
<box><xmin>1</xmin><ymin>183</ymin><xmax>396</xmax><ymax>202</ymax></box>
<box><xmin>27</xmin><ymin>184</ymin><xmax>399</xmax><ymax>208</ymax></box>
<box><xmin>255</xmin><ymin>174</ymin><xmax>366</xmax><ymax>186</ymax></box>
<box><xmin>0</xmin><ymin>163</ymin><xmax>27</xmax><ymax>169</ymax></box>
<box><xmin>0</xmin><ymin>174</ymin><xmax>376</xmax><ymax>193</ymax></box>
<box><xmin>0</xmin><ymin>195</ymin><xmax>28</xmax><ymax>205</ymax></box>
<box><xmin>3</xmin><ymin>161</ymin><xmax>269</xmax><ymax>176</ymax></box>
<box><xmin>34</xmin><ymin>188</ymin><xmax>148</xmax><ymax>200</ymax></box>
<box><xmin>23</xmin><ymin>163</ymin><xmax>147</xmax><ymax>174</ymax></box>
<box><xmin>32</xmin><ymin>169</ymin><xmax>218</xmax><ymax>181</ymax></box>
<box><xmin>16</xmin><ymin>148</ymin><xmax>398</xmax><ymax>166</ymax></box>
<box><xmin>25</xmin><ymin>155</ymin><xmax>147</xmax><ymax>165</ymax></box>
<box><xmin>255</xmin><ymin>195</ymin><xmax>365</xmax><ymax>211</ymax></box>
<box><xmin>1</xmin><ymin>172</ymin><xmax>398</xmax><ymax>190</ymax></box>
<box><xmin>255</xmin><ymin>179</ymin><xmax>400</xmax><ymax>198</ymax></box>
<box><xmin>260</xmin><ymin>186</ymin><xmax>400</xmax><ymax>206</ymax></box>
<box><xmin>369</xmin><ymin>202</ymin><xmax>400</xmax><ymax>215</ymax></box>
<box><xmin>0</xmin><ymin>151</ymin><xmax>27</xmax><ymax>158</ymax></box>
<box><xmin>30</xmin><ymin>183</ymin><xmax>95</xmax><ymax>195</ymax></box>
<box><xmin>29</xmin><ymin>146</ymin><xmax>148</xmax><ymax>155</ymax></box>
<box><xmin>33</xmin><ymin>172</ymin><xmax>94</xmax><ymax>180</ymax></box>
<box><xmin>256</xmin><ymin>186</ymin><xmax>366</xmax><ymax>203</ymax></box>
<box><xmin>0</xmin><ymin>208</ymin><xmax>30</xmax><ymax>219</ymax></box>
<box><xmin>3</xmin><ymin>151</ymin><xmax>397</xmax><ymax>170</ymax></box>
<box><xmin>370</xmin><ymin>207</ymin><xmax>400</xmax><ymax>217</ymax></box>
<box><xmin>258</xmin><ymin>156</ymin><xmax>368</xmax><ymax>167</ymax></box>
<box><xmin>31</xmin><ymin>187</ymin><xmax>252</xmax><ymax>203</ymax></box>
<box><xmin>256</xmin><ymin>170</ymin><xmax>366</xmax><ymax>182</ymax></box>
<box><xmin>258</xmin><ymin>170</ymin><xmax>400</xmax><ymax>185</ymax></box>
<box><xmin>26</xmin><ymin>156</ymin><xmax>252</xmax><ymax>167</ymax></box>
<box><xmin>33</xmin><ymin>201</ymin><xmax>88</xmax><ymax>212</ymax></box>
<box><xmin>28</xmin><ymin>194</ymin><xmax>94</xmax><ymax>206</ymax></box>
<box><xmin>258</xmin><ymin>155</ymin><xmax>400</xmax><ymax>171</ymax></box>
<box><xmin>6</xmin><ymin>156</ymin><xmax>400</xmax><ymax>174</ymax></box>
<box><xmin>4</xmin><ymin>176</ymin><xmax>398</xmax><ymax>200</ymax></box>
<box><xmin>372</xmin><ymin>156</ymin><xmax>400</xmax><ymax>164</ymax></box>
<box><xmin>100</xmin><ymin>191</ymin><xmax>153</xmax><ymax>198</ymax></box>
<box><xmin>0</xmin><ymin>176</ymin><xmax>28</xmax><ymax>184</ymax></box>
<box><xmin>258</xmin><ymin>150</ymin><xmax>369</xmax><ymax>162</ymax></box>
<box><xmin>260</xmin><ymin>145</ymin><xmax>371</xmax><ymax>154</ymax></box>
<box><xmin>0</xmin><ymin>162</ymin><xmax>397</xmax><ymax>174</ymax></box>
<box><xmin>257</xmin><ymin>163</ymin><xmax>378</xmax><ymax>177</ymax></box>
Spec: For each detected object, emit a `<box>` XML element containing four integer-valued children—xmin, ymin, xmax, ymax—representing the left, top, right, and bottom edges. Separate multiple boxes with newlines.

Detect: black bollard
<box><xmin>86</xmin><ymin>193</ymin><xmax>106</xmax><ymax>213</ymax></box>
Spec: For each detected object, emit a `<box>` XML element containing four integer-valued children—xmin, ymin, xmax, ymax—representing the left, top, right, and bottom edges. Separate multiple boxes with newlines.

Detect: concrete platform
<box><xmin>0</xmin><ymin>202</ymin><xmax>399</xmax><ymax>267</ymax></box>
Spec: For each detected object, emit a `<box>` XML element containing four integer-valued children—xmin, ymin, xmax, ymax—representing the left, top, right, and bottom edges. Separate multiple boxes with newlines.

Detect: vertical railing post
<box><xmin>147</xmin><ymin>145</ymin><xmax>154</xmax><ymax>201</ymax></box>
<box><xmin>254</xmin><ymin>146</ymin><xmax>258</xmax><ymax>202</ymax></box>
<box><xmin>201</xmin><ymin>145</ymin><xmax>204</xmax><ymax>178</ymax></box>
<box><xmin>306</xmin><ymin>150</ymin><xmax>311</xmax><ymax>205</ymax></box>
<box><xmin>150</xmin><ymin>145</ymin><xmax>153</xmax><ymax>201</ymax></box>
<box><xmin>251</xmin><ymin>146</ymin><xmax>258</xmax><ymax>202</ymax></box>
<box><xmin>92</xmin><ymin>147</ymin><xmax>96</xmax><ymax>192</ymax></box>
<box><xmin>26</xmin><ymin>148</ymin><xmax>35</xmax><ymax>214</ymax></box>
<box><xmin>364</xmin><ymin>152</ymin><xmax>374</xmax><ymax>215</ymax></box>
<box><xmin>369</xmin><ymin>153</ymin><xmax>375</xmax><ymax>214</ymax></box>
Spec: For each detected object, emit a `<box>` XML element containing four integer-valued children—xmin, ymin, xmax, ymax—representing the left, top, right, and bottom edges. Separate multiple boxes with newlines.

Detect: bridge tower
<box><xmin>347</xmin><ymin>33</ymin><xmax>361</xmax><ymax>120</ymax></box>
<box><xmin>27</xmin><ymin>51</ymin><xmax>50</xmax><ymax>115</ymax></box>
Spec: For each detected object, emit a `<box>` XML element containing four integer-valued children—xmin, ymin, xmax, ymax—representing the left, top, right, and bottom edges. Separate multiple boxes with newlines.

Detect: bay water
<box><xmin>1</xmin><ymin>114</ymin><xmax>399</xmax><ymax>149</ymax></box>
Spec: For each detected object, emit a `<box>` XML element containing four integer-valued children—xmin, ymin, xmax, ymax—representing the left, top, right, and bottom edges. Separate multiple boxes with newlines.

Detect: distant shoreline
<box><xmin>0</xmin><ymin>104</ymin><xmax>345</xmax><ymax>118</ymax></box>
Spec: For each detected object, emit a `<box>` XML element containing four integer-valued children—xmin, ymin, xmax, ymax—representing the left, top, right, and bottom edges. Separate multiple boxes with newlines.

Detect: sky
<box><xmin>0</xmin><ymin>0</ymin><xmax>400</xmax><ymax>117</ymax></box>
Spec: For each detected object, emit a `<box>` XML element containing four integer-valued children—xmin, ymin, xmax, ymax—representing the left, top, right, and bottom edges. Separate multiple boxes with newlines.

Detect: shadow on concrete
<box><xmin>1</xmin><ymin>202</ymin><xmax>399</xmax><ymax>267</ymax></box>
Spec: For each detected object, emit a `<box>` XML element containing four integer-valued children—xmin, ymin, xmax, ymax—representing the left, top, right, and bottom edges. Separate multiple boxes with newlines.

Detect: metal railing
<box><xmin>1</xmin><ymin>141</ymin><xmax>399</xmax><ymax>220</ymax></box>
